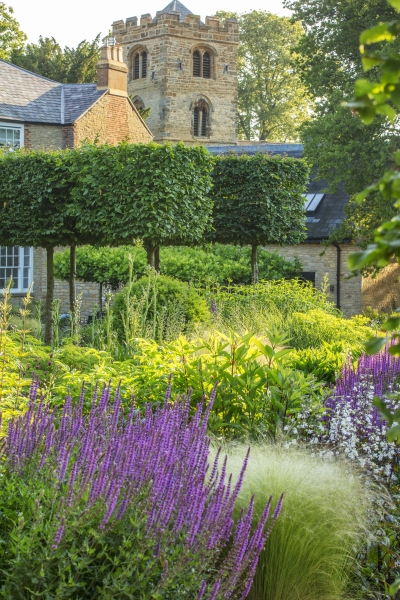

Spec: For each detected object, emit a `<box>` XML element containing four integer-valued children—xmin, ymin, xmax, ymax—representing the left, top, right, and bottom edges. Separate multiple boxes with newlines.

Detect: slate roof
<box><xmin>157</xmin><ymin>0</ymin><xmax>194</xmax><ymax>21</ymax></box>
<box><xmin>205</xmin><ymin>142</ymin><xmax>349</xmax><ymax>242</ymax></box>
<box><xmin>0</xmin><ymin>60</ymin><xmax>106</xmax><ymax>125</ymax></box>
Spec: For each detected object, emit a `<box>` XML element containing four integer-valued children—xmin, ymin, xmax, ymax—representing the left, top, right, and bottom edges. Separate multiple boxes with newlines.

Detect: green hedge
<box><xmin>53</xmin><ymin>244</ymin><xmax>302</xmax><ymax>287</ymax></box>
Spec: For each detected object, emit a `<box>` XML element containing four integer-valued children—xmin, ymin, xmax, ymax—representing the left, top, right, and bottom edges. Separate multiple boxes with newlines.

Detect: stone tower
<box><xmin>112</xmin><ymin>1</ymin><xmax>239</xmax><ymax>144</ymax></box>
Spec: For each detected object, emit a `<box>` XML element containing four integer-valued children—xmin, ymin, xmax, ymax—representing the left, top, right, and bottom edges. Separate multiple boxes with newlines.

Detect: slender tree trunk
<box><xmin>146</xmin><ymin>243</ymin><xmax>156</xmax><ymax>269</ymax></box>
<box><xmin>45</xmin><ymin>246</ymin><xmax>55</xmax><ymax>345</ymax></box>
<box><xmin>69</xmin><ymin>244</ymin><xmax>76</xmax><ymax>317</ymax></box>
<box><xmin>154</xmin><ymin>246</ymin><xmax>160</xmax><ymax>273</ymax></box>
<box><xmin>99</xmin><ymin>282</ymin><xmax>103</xmax><ymax>311</ymax></box>
<box><xmin>251</xmin><ymin>243</ymin><xmax>259</xmax><ymax>284</ymax></box>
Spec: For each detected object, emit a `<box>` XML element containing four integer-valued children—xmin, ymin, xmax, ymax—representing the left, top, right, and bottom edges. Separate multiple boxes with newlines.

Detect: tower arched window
<box><xmin>193</xmin><ymin>100</ymin><xmax>209</xmax><ymax>137</ymax></box>
<box><xmin>192</xmin><ymin>49</ymin><xmax>213</xmax><ymax>78</ymax></box>
<box><xmin>132</xmin><ymin>50</ymin><xmax>148</xmax><ymax>80</ymax></box>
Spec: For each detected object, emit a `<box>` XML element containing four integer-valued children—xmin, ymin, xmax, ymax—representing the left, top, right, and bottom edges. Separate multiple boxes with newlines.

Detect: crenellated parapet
<box><xmin>112</xmin><ymin>12</ymin><xmax>239</xmax><ymax>44</ymax></box>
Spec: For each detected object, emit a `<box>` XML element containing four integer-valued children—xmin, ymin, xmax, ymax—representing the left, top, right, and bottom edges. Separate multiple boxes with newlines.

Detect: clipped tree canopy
<box><xmin>0</xmin><ymin>149</ymin><xmax>77</xmax><ymax>248</ymax></box>
<box><xmin>67</xmin><ymin>142</ymin><xmax>215</xmax><ymax>249</ymax></box>
<box><xmin>209</xmin><ymin>153</ymin><xmax>309</xmax><ymax>246</ymax></box>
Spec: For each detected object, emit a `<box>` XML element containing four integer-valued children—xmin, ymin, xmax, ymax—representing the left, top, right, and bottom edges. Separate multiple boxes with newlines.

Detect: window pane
<box><xmin>23</xmin><ymin>267</ymin><xmax>29</xmax><ymax>289</ymax></box>
<box><xmin>0</xmin><ymin>127</ymin><xmax>21</xmax><ymax>148</ymax></box>
<box><xmin>24</xmin><ymin>247</ymin><xmax>30</xmax><ymax>267</ymax></box>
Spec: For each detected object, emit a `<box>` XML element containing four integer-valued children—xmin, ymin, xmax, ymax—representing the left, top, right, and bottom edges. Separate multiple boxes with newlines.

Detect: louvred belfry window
<box><xmin>134</xmin><ymin>53</ymin><xmax>140</xmax><ymax>79</ymax></box>
<box><xmin>203</xmin><ymin>52</ymin><xmax>211</xmax><ymax>78</ymax></box>
<box><xmin>142</xmin><ymin>52</ymin><xmax>147</xmax><ymax>78</ymax></box>
<box><xmin>193</xmin><ymin>51</ymin><xmax>201</xmax><ymax>77</ymax></box>
<box><xmin>201</xmin><ymin>108</ymin><xmax>207</xmax><ymax>136</ymax></box>
<box><xmin>193</xmin><ymin>103</ymin><xmax>208</xmax><ymax>137</ymax></box>
<box><xmin>193</xmin><ymin>107</ymin><xmax>199</xmax><ymax>136</ymax></box>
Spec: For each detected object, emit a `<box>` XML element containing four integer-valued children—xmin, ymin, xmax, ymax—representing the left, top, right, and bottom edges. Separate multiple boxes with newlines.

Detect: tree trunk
<box><xmin>251</xmin><ymin>243</ymin><xmax>259</xmax><ymax>284</ymax></box>
<box><xmin>45</xmin><ymin>246</ymin><xmax>55</xmax><ymax>345</ymax></box>
<box><xmin>146</xmin><ymin>243</ymin><xmax>156</xmax><ymax>268</ymax></box>
<box><xmin>154</xmin><ymin>246</ymin><xmax>160</xmax><ymax>273</ymax></box>
<box><xmin>69</xmin><ymin>244</ymin><xmax>76</xmax><ymax>317</ymax></box>
<box><xmin>99</xmin><ymin>282</ymin><xmax>103</xmax><ymax>311</ymax></box>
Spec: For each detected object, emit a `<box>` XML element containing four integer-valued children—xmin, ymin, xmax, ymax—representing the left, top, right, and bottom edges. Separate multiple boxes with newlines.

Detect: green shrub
<box><xmin>287</xmin><ymin>341</ymin><xmax>362</xmax><ymax>383</ymax></box>
<box><xmin>227</xmin><ymin>444</ymin><xmax>372</xmax><ymax>600</ymax></box>
<box><xmin>284</xmin><ymin>310</ymin><xmax>373</xmax><ymax>350</ymax></box>
<box><xmin>113</xmin><ymin>275</ymin><xmax>209</xmax><ymax>341</ymax></box>
<box><xmin>53</xmin><ymin>244</ymin><xmax>302</xmax><ymax>288</ymax></box>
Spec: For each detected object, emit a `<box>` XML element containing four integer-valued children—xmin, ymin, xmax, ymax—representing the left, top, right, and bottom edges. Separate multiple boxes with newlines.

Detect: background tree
<box><xmin>216</xmin><ymin>10</ymin><xmax>312</xmax><ymax>141</ymax></box>
<box><xmin>10</xmin><ymin>34</ymin><xmax>101</xmax><ymax>83</ymax></box>
<box><xmin>209</xmin><ymin>154</ymin><xmax>309</xmax><ymax>282</ymax></box>
<box><xmin>0</xmin><ymin>1</ymin><xmax>26</xmax><ymax>60</ymax></box>
<box><xmin>285</xmin><ymin>0</ymin><xmax>400</xmax><ymax>249</ymax></box>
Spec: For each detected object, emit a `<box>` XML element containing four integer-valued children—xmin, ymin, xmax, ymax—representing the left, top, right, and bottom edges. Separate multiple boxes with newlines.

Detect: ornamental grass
<box><xmin>224</xmin><ymin>444</ymin><xmax>371</xmax><ymax>600</ymax></box>
<box><xmin>0</xmin><ymin>380</ymin><xmax>281</xmax><ymax>599</ymax></box>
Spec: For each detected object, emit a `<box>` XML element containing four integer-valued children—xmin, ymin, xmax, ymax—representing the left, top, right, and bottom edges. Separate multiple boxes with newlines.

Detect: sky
<box><xmin>9</xmin><ymin>0</ymin><xmax>288</xmax><ymax>48</ymax></box>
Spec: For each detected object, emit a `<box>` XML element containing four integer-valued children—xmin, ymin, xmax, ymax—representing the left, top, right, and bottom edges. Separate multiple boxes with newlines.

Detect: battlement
<box><xmin>112</xmin><ymin>12</ymin><xmax>239</xmax><ymax>37</ymax></box>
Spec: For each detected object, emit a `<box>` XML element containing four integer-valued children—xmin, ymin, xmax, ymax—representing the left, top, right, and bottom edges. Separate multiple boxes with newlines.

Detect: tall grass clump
<box><xmin>224</xmin><ymin>444</ymin><xmax>371</xmax><ymax>600</ymax></box>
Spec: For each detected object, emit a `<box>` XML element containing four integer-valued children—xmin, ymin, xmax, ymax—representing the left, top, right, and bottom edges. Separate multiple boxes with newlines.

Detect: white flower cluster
<box><xmin>289</xmin><ymin>373</ymin><xmax>400</xmax><ymax>482</ymax></box>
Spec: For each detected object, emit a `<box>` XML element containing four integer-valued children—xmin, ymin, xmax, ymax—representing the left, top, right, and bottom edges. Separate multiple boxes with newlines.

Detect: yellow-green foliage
<box><xmin>285</xmin><ymin>310</ymin><xmax>373</xmax><ymax>350</ymax></box>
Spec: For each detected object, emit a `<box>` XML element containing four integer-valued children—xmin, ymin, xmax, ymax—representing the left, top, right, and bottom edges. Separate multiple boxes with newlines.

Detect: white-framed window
<box><xmin>0</xmin><ymin>246</ymin><xmax>33</xmax><ymax>293</ymax></box>
<box><xmin>0</xmin><ymin>122</ymin><xmax>24</xmax><ymax>149</ymax></box>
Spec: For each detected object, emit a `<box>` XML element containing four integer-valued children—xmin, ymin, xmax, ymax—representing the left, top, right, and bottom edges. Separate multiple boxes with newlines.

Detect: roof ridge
<box><xmin>158</xmin><ymin>0</ymin><xmax>194</xmax><ymax>20</ymax></box>
<box><xmin>0</xmin><ymin>59</ymin><xmax>60</xmax><ymax>85</ymax></box>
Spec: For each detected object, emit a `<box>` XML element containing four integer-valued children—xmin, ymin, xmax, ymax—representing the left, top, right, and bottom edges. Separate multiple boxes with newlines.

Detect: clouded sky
<box><xmin>9</xmin><ymin>0</ymin><xmax>289</xmax><ymax>48</ymax></box>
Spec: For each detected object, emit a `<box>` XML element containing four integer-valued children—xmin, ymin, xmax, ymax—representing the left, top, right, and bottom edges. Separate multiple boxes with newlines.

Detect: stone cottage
<box><xmin>0</xmin><ymin>43</ymin><xmax>152</xmax><ymax>314</ymax></box>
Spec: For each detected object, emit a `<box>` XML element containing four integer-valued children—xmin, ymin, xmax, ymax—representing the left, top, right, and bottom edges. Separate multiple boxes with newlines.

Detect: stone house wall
<box><xmin>263</xmin><ymin>242</ymin><xmax>363</xmax><ymax>316</ymax></box>
<box><xmin>24</xmin><ymin>124</ymin><xmax>64</xmax><ymax>150</ymax></box>
<box><xmin>113</xmin><ymin>12</ymin><xmax>239</xmax><ymax>144</ymax></box>
<box><xmin>362</xmin><ymin>261</ymin><xmax>400</xmax><ymax>313</ymax></box>
<box><xmin>73</xmin><ymin>93</ymin><xmax>152</xmax><ymax>147</ymax></box>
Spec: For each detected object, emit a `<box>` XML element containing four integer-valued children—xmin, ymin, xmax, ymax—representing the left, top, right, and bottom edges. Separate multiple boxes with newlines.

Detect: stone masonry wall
<box><xmin>362</xmin><ymin>260</ymin><xmax>400</xmax><ymax>313</ymax></box>
<box><xmin>263</xmin><ymin>242</ymin><xmax>363</xmax><ymax>316</ymax></box>
<box><xmin>31</xmin><ymin>248</ymin><xmax>100</xmax><ymax>318</ymax></box>
<box><xmin>24</xmin><ymin>124</ymin><xmax>63</xmax><ymax>150</ymax></box>
<box><xmin>74</xmin><ymin>93</ymin><xmax>152</xmax><ymax>146</ymax></box>
<box><xmin>113</xmin><ymin>12</ymin><xmax>239</xmax><ymax>144</ymax></box>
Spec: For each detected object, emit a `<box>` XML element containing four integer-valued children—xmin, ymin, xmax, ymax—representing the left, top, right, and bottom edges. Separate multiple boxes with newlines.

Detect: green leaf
<box><xmin>360</xmin><ymin>24</ymin><xmax>394</xmax><ymax>45</ymax></box>
<box><xmin>388</xmin><ymin>0</ymin><xmax>400</xmax><ymax>12</ymax></box>
<box><xmin>364</xmin><ymin>336</ymin><xmax>387</xmax><ymax>355</ymax></box>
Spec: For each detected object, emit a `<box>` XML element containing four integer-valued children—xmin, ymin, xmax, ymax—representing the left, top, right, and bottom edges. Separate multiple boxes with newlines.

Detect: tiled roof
<box><xmin>0</xmin><ymin>60</ymin><xmax>106</xmax><ymax>125</ymax></box>
<box><xmin>205</xmin><ymin>143</ymin><xmax>349</xmax><ymax>242</ymax></box>
<box><xmin>157</xmin><ymin>0</ymin><xmax>194</xmax><ymax>20</ymax></box>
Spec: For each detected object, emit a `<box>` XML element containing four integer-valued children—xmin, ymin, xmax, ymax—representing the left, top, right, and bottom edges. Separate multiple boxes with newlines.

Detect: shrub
<box><xmin>226</xmin><ymin>444</ymin><xmax>371</xmax><ymax>600</ymax></box>
<box><xmin>0</xmin><ymin>382</ymin><xmax>281</xmax><ymax>599</ymax></box>
<box><xmin>53</xmin><ymin>244</ymin><xmax>302</xmax><ymax>288</ymax></box>
<box><xmin>287</xmin><ymin>341</ymin><xmax>361</xmax><ymax>383</ymax></box>
<box><xmin>284</xmin><ymin>309</ymin><xmax>373</xmax><ymax>351</ymax></box>
<box><xmin>113</xmin><ymin>275</ymin><xmax>209</xmax><ymax>341</ymax></box>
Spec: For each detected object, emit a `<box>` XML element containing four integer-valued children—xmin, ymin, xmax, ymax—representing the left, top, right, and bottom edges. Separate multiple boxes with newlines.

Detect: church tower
<box><xmin>112</xmin><ymin>1</ymin><xmax>239</xmax><ymax>144</ymax></box>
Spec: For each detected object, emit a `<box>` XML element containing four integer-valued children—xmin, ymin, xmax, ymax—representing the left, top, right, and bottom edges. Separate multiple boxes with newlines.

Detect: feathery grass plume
<box><xmin>0</xmin><ymin>381</ymin><xmax>279</xmax><ymax>598</ymax></box>
<box><xmin>222</xmin><ymin>444</ymin><xmax>372</xmax><ymax>600</ymax></box>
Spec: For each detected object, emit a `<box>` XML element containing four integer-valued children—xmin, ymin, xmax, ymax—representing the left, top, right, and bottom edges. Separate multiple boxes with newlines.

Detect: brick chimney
<box><xmin>96</xmin><ymin>43</ymin><xmax>128</xmax><ymax>97</ymax></box>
